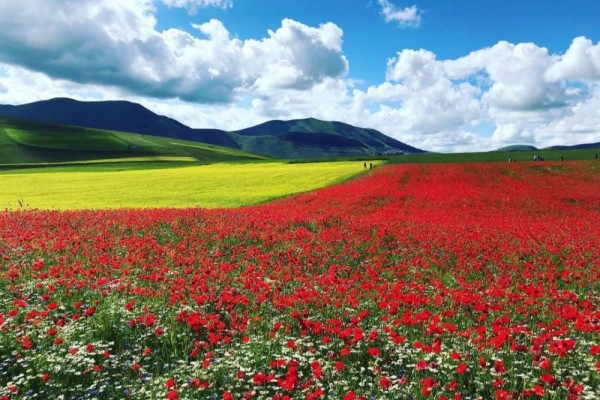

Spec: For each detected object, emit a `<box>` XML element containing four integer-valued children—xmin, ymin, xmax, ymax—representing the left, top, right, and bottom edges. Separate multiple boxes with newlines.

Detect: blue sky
<box><xmin>0</xmin><ymin>0</ymin><xmax>600</xmax><ymax>152</ymax></box>
<box><xmin>155</xmin><ymin>0</ymin><xmax>600</xmax><ymax>86</ymax></box>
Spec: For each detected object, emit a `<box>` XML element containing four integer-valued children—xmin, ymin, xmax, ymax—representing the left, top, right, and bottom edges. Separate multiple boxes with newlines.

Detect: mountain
<box><xmin>0</xmin><ymin>117</ymin><xmax>267</xmax><ymax>166</ymax></box>
<box><xmin>495</xmin><ymin>142</ymin><xmax>600</xmax><ymax>152</ymax></box>
<box><xmin>544</xmin><ymin>142</ymin><xmax>600</xmax><ymax>150</ymax></box>
<box><xmin>0</xmin><ymin>98</ymin><xmax>424</xmax><ymax>158</ymax></box>
<box><xmin>232</xmin><ymin>117</ymin><xmax>424</xmax><ymax>158</ymax></box>
<box><xmin>494</xmin><ymin>145</ymin><xmax>538</xmax><ymax>152</ymax></box>
<box><xmin>0</xmin><ymin>98</ymin><xmax>239</xmax><ymax>149</ymax></box>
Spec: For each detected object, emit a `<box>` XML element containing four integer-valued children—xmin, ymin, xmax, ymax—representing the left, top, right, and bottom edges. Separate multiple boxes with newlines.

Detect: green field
<box><xmin>1</xmin><ymin>116</ymin><xmax>597</xmax><ymax>211</ymax></box>
<box><xmin>0</xmin><ymin>118</ymin><xmax>377</xmax><ymax>210</ymax></box>
<box><xmin>388</xmin><ymin>147</ymin><xmax>599</xmax><ymax>163</ymax></box>
<box><xmin>0</xmin><ymin>161</ymin><xmax>373</xmax><ymax>210</ymax></box>
<box><xmin>0</xmin><ymin>118</ymin><xmax>266</xmax><ymax>167</ymax></box>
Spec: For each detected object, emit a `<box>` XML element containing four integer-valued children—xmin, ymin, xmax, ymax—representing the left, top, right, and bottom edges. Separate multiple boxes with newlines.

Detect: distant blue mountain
<box><xmin>495</xmin><ymin>143</ymin><xmax>600</xmax><ymax>152</ymax></box>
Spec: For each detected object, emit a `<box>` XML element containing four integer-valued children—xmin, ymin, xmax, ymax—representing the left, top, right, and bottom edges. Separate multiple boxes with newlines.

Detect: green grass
<box><xmin>6</xmin><ymin>127</ymin><xmax>131</xmax><ymax>151</ymax></box>
<box><xmin>388</xmin><ymin>147</ymin><xmax>599</xmax><ymax>163</ymax></box>
<box><xmin>0</xmin><ymin>157</ymin><xmax>203</xmax><ymax>171</ymax></box>
<box><xmin>0</xmin><ymin>117</ymin><xmax>266</xmax><ymax>167</ymax></box>
<box><xmin>3</xmin><ymin>116</ymin><xmax>597</xmax><ymax>212</ymax></box>
<box><xmin>0</xmin><ymin>161</ymin><xmax>373</xmax><ymax>210</ymax></box>
<box><xmin>0</xmin><ymin>118</ymin><xmax>380</xmax><ymax>210</ymax></box>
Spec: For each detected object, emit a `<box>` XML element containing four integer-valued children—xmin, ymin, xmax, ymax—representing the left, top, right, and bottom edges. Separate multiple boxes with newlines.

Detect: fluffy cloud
<box><xmin>243</xmin><ymin>19</ymin><xmax>347</xmax><ymax>92</ymax></box>
<box><xmin>377</xmin><ymin>0</ymin><xmax>421</xmax><ymax>28</ymax></box>
<box><xmin>0</xmin><ymin>1</ymin><xmax>347</xmax><ymax>103</ymax></box>
<box><xmin>545</xmin><ymin>36</ymin><xmax>600</xmax><ymax>82</ymax></box>
<box><xmin>446</xmin><ymin>42</ymin><xmax>569</xmax><ymax>113</ymax></box>
<box><xmin>351</xmin><ymin>49</ymin><xmax>482</xmax><ymax>142</ymax></box>
<box><xmin>248</xmin><ymin>77</ymin><xmax>352</xmax><ymax>120</ymax></box>
<box><xmin>349</xmin><ymin>38</ymin><xmax>600</xmax><ymax>151</ymax></box>
<box><xmin>160</xmin><ymin>0</ymin><xmax>232</xmax><ymax>15</ymax></box>
<box><xmin>0</xmin><ymin>63</ymin><xmax>129</xmax><ymax>105</ymax></box>
<box><xmin>0</xmin><ymin>0</ymin><xmax>599</xmax><ymax>152</ymax></box>
<box><xmin>527</xmin><ymin>84</ymin><xmax>600</xmax><ymax>147</ymax></box>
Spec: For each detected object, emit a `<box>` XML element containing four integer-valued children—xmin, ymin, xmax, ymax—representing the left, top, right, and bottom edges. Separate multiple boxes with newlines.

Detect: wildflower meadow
<box><xmin>0</xmin><ymin>161</ymin><xmax>598</xmax><ymax>399</ymax></box>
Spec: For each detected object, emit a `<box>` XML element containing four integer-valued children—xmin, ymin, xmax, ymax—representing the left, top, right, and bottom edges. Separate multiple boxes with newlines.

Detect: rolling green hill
<box><xmin>0</xmin><ymin>118</ymin><xmax>267</xmax><ymax>167</ymax></box>
<box><xmin>232</xmin><ymin>117</ymin><xmax>424</xmax><ymax>158</ymax></box>
<box><xmin>545</xmin><ymin>142</ymin><xmax>600</xmax><ymax>150</ymax></box>
<box><xmin>0</xmin><ymin>98</ymin><xmax>424</xmax><ymax>159</ymax></box>
<box><xmin>495</xmin><ymin>145</ymin><xmax>539</xmax><ymax>152</ymax></box>
<box><xmin>0</xmin><ymin>97</ymin><xmax>239</xmax><ymax>148</ymax></box>
<box><xmin>495</xmin><ymin>142</ymin><xmax>600</xmax><ymax>152</ymax></box>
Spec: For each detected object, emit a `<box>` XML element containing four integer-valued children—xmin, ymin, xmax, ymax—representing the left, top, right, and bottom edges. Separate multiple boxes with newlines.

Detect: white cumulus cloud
<box><xmin>244</xmin><ymin>19</ymin><xmax>348</xmax><ymax>92</ymax></box>
<box><xmin>378</xmin><ymin>0</ymin><xmax>421</xmax><ymax>28</ymax></box>
<box><xmin>0</xmin><ymin>1</ymin><xmax>599</xmax><ymax>152</ymax></box>
<box><xmin>446</xmin><ymin>41</ymin><xmax>569</xmax><ymax>113</ymax></box>
<box><xmin>545</xmin><ymin>36</ymin><xmax>600</xmax><ymax>82</ymax></box>
<box><xmin>349</xmin><ymin>38</ymin><xmax>600</xmax><ymax>151</ymax></box>
<box><xmin>0</xmin><ymin>0</ymin><xmax>347</xmax><ymax>103</ymax></box>
<box><xmin>160</xmin><ymin>0</ymin><xmax>232</xmax><ymax>15</ymax></box>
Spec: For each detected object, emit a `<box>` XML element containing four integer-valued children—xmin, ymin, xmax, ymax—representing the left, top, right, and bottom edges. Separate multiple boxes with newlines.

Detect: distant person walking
<box><xmin>369</xmin><ymin>163</ymin><xmax>373</xmax><ymax>170</ymax></box>
<box><xmin>363</xmin><ymin>162</ymin><xmax>367</xmax><ymax>170</ymax></box>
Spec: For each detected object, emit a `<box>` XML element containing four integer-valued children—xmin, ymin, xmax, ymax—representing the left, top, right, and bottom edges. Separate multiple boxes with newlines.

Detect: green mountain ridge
<box><xmin>231</xmin><ymin>117</ymin><xmax>424</xmax><ymax>158</ymax></box>
<box><xmin>0</xmin><ymin>98</ymin><xmax>424</xmax><ymax>159</ymax></box>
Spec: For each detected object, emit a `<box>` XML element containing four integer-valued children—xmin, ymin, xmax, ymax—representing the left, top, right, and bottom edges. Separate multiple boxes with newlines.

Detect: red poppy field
<box><xmin>1</xmin><ymin>161</ymin><xmax>599</xmax><ymax>399</ymax></box>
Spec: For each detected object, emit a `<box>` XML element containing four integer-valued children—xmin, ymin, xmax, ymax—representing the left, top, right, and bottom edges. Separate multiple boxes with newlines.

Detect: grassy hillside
<box><xmin>545</xmin><ymin>142</ymin><xmax>600</xmax><ymax>150</ymax></box>
<box><xmin>231</xmin><ymin>117</ymin><xmax>423</xmax><ymax>158</ymax></box>
<box><xmin>494</xmin><ymin>143</ymin><xmax>600</xmax><ymax>152</ymax></box>
<box><xmin>0</xmin><ymin>118</ymin><xmax>379</xmax><ymax>210</ymax></box>
<box><xmin>494</xmin><ymin>145</ymin><xmax>538</xmax><ymax>152</ymax></box>
<box><xmin>0</xmin><ymin>99</ymin><xmax>424</xmax><ymax>158</ymax></box>
<box><xmin>0</xmin><ymin>118</ymin><xmax>266</xmax><ymax>167</ymax></box>
<box><xmin>0</xmin><ymin>161</ymin><xmax>375</xmax><ymax>210</ymax></box>
<box><xmin>0</xmin><ymin>98</ymin><xmax>240</xmax><ymax>148</ymax></box>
